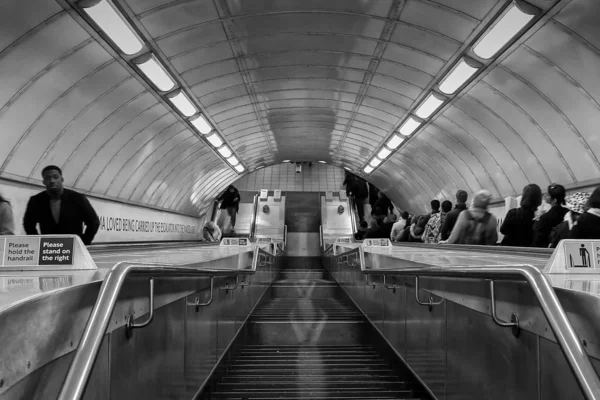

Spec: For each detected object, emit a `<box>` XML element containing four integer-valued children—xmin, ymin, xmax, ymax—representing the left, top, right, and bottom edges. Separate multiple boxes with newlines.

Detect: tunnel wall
<box><xmin>232</xmin><ymin>163</ymin><xmax>345</xmax><ymax>192</ymax></box>
<box><xmin>0</xmin><ymin>179</ymin><xmax>203</xmax><ymax>242</ymax></box>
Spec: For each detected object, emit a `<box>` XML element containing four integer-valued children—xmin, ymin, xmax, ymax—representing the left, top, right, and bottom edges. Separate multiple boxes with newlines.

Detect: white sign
<box><xmin>259</xmin><ymin>189</ymin><xmax>269</xmax><ymax>200</ymax></box>
<box><xmin>564</xmin><ymin>241</ymin><xmax>598</xmax><ymax>269</ymax></box>
<box><xmin>362</xmin><ymin>238</ymin><xmax>391</xmax><ymax>248</ymax></box>
<box><xmin>335</xmin><ymin>237</ymin><xmax>353</xmax><ymax>244</ymax></box>
<box><xmin>220</xmin><ymin>237</ymin><xmax>251</xmax><ymax>247</ymax></box>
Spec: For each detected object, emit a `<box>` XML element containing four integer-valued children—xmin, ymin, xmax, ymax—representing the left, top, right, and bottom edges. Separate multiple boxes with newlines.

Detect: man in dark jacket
<box><xmin>441</xmin><ymin>190</ymin><xmax>468</xmax><ymax>241</ymax></box>
<box><xmin>216</xmin><ymin>185</ymin><xmax>241</xmax><ymax>232</ymax></box>
<box><xmin>23</xmin><ymin>165</ymin><xmax>100</xmax><ymax>245</ymax></box>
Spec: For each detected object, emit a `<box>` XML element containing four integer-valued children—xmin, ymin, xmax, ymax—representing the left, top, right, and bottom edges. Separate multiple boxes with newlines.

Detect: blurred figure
<box><xmin>216</xmin><ymin>185</ymin><xmax>241</xmax><ymax>233</ymax></box>
<box><xmin>203</xmin><ymin>221</ymin><xmax>222</xmax><ymax>242</ymax></box>
<box><xmin>569</xmin><ymin>187</ymin><xmax>600</xmax><ymax>240</ymax></box>
<box><xmin>354</xmin><ymin>220</ymin><xmax>369</xmax><ymax>240</ymax></box>
<box><xmin>441</xmin><ymin>190</ymin><xmax>468</xmax><ymax>241</ymax></box>
<box><xmin>550</xmin><ymin>192</ymin><xmax>590</xmax><ymax>248</ymax></box>
<box><xmin>391</xmin><ymin>211</ymin><xmax>409</xmax><ymax>241</ymax></box>
<box><xmin>364</xmin><ymin>218</ymin><xmax>382</xmax><ymax>239</ymax></box>
<box><xmin>23</xmin><ymin>165</ymin><xmax>99</xmax><ymax>245</ymax></box>
<box><xmin>368</xmin><ymin>183</ymin><xmax>379</xmax><ymax>210</ymax></box>
<box><xmin>409</xmin><ymin>214</ymin><xmax>430</xmax><ymax>242</ymax></box>
<box><xmin>440</xmin><ymin>200</ymin><xmax>453</xmax><ymax>229</ymax></box>
<box><xmin>441</xmin><ymin>190</ymin><xmax>498</xmax><ymax>245</ymax></box>
<box><xmin>533</xmin><ymin>184</ymin><xmax>567</xmax><ymax>247</ymax></box>
<box><xmin>500</xmin><ymin>184</ymin><xmax>542</xmax><ymax>247</ymax></box>
<box><xmin>372</xmin><ymin>191</ymin><xmax>394</xmax><ymax>217</ymax></box>
<box><xmin>380</xmin><ymin>214</ymin><xmax>397</xmax><ymax>239</ymax></box>
<box><xmin>344</xmin><ymin>174</ymin><xmax>368</xmax><ymax>222</ymax></box>
<box><xmin>0</xmin><ymin>194</ymin><xmax>15</xmax><ymax>235</ymax></box>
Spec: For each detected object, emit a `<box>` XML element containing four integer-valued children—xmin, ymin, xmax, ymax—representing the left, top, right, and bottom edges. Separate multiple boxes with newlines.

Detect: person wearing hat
<box><xmin>533</xmin><ymin>184</ymin><xmax>568</xmax><ymax>247</ymax></box>
<box><xmin>549</xmin><ymin>192</ymin><xmax>590</xmax><ymax>248</ymax></box>
<box><xmin>440</xmin><ymin>189</ymin><xmax>498</xmax><ymax>245</ymax></box>
<box><xmin>569</xmin><ymin>187</ymin><xmax>600</xmax><ymax>240</ymax></box>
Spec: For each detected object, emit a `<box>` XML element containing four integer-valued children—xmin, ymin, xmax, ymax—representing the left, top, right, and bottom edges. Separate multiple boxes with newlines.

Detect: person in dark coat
<box><xmin>441</xmin><ymin>190</ymin><xmax>468</xmax><ymax>241</ymax></box>
<box><xmin>23</xmin><ymin>165</ymin><xmax>100</xmax><ymax>245</ymax></box>
<box><xmin>368</xmin><ymin>183</ymin><xmax>379</xmax><ymax>209</ymax></box>
<box><xmin>500</xmin><ymin>184</ymin><xmax>542</xmax><ymax>247</ymax></box>
<box><xmin>216</xmin><ymin>185</ymin><xmax>241</xmax><ymax>232</ymax></box>
<box><xmin>373</xmin><ymin>191</ymin><xmax>394</xmax><ymax>217</ymax></box>
<box><xmin>569</xmin><ymin>187</ymin><xmax>600</xmax><ymax>240</ymax></box>
<box><xmin>532</xmin><ymin>184</ymin><xmax>567</xmax><ymax>247</ymax></box>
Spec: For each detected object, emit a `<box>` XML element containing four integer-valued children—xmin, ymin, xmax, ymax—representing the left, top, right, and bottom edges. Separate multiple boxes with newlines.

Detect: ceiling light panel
<box><xmin>190</xmin><ymin>114</ymin><xmax>212</xmax><ymax>134</ymax></box>
<box><xmin>363</xmin><ymin>166</ymin><xmax>374</xmax><ymax>174</ymax></box>
<box><xmin>439</xmin><ymin>58</ymin><xmax>480</xmax><ymax>95</ymax></box>
<box><xmin>415</xmin><ymin>93</ymin><xmax>445</xmax><ymax>119</ymax></box>
<box><xmin>399</xmin><ymin>117</ymin><xmax>422</xmax><ymax>136</ymax></box>
<box><xmin>135</xmin><ymin>54</ymin><xmax>175</xmax><ymax>92</ymax></box>
<box><xmin>206</xmin><ymin>133</ymin><xmax>223</xmax><ymax>147</ymax></box>
<box><xmin>218</xmin><ymin>146</ymin><xmax>232</xmax><ymax>158</ymax></box>
<box><xmin>82</xmin><ymin>0</ymin><xmax>143</xmax><ymax>55</ymax></box>
<box><xmin>473</xmin><ymin>1</ymin><xmax>537</xmax><ymax>59</ymax></box>
<box><xmin>227</xmin><ymin>156</ymin><xmax>239</xmax><ymax>166</ymax></box>
<box><xmin>369</xmin><ymin>158</ymin><xmax>382</xmax><ymax>167</ymax></box>
<box><xmin>378</xmin><ymin>147</ymin><xmax>392</xmax><ymax>159</ymax></box>
<box><xmin>235</xmin><ymin>165</ymin><xmax>245</xmax><ymax>173</ymax></box>
<box><xmin>168</xmin><ymin>91</ymin><xmax>197</xmax><ymax>117</ymax></box>
<box><xmin>386</xmin><ymin>135</ymin><xmax>404</xmax><ymax>149</ymax></box>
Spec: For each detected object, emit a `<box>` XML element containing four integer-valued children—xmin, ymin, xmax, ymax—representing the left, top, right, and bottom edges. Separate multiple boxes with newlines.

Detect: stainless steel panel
<box><xmin>539</xmin><ymin>336</ymin><xmax>586</xmax><ymax>400</ymax></box>
<box><xmin>446</xmin><ymin>301</ymin><xmax>539</xmax><ymax>400</ymax></box>
<box><xmin>382</xmin><ymin>280</ymin><xmax>407</xmax><ymax>357</ymax></box>
<box><xmin>405</xmin><ymin>282</ymin><xmax>446</xmax><ymax>398</ymax></box>
<box><xmin>109</xmin><ymin>300</ymin><xmax>186</xmax><ymax>400</ymax></box>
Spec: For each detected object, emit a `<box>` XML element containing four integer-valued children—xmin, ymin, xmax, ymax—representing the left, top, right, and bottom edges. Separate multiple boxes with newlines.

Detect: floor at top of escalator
<box><xmin>203</xmin><ymin>264</ymin><xmax>432</xmax><ymax>399</ymax></box>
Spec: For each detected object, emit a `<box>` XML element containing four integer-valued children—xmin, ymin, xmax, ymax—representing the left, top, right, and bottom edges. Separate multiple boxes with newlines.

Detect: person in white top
<box><xmin>391</xmin><ymin>211</ymin><xmax>409</xmax><ymax>241</ymax></box>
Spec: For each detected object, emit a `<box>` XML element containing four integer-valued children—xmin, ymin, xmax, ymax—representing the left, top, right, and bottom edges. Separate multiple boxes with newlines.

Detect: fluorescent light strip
<box><xmin>415</xmin><ymin>93</ymin><xmax>445</xmax><ymax>119</ymax></box>
<box><xmin>318</xmin><ymin>161</ymin><xmax>326</xmax><ymax>164</ymax></box>
<box><xmin>386</xmin><ymin>134</ymin><xmax>404</xmax><ymax>149</ymax></box>
<box><xmin>369</xmin><ymin>158</ymin><xmax>382</xmax><ymax>167</ymax></box>
<box><xmin>168</xmin><ymin>91</ymin><xmax>197</xmax><ymax>117</ymax></box>
<box><xmin>206</xmin><ymin>133</ymin><xmax>223</xmax><ymax>147</ymax></box>
<box><xmin>218</xmin><ymin>146</ymin><xmax>232</xmax><ymax>158</ymax></box>
<box><xmin>235</xmin><ymin>164</ymin><xmax>245</xmax><ymax>173</ymax></box>
<box><xmin>83</xmin><ymin>0</ymin><xmax>143</xmax><ymax>55</ymax></box>
<box><xmin>135</xmin><ymin>54</ymin><xmax>175</xmax><ymax>92</ymax></box>
<box><xmin>473</xmin><ymin>2</ymin><xmax>536</xmax><ymax>60</ymax></box>
<box><xmin>378</xmin><ymin>147</ymin><xmax>392</xmax><ymax>159</ymax></box>
<box><xmin>363</xmin><ymin>166</ymin><xmax>374</xmax><ymax>174</ymax></box>
<box><xmin>344</xmin><ymin>167</ymin><xmax>351</xmax><ymax>171</ymax></box>
<box><xmin>399</xmin><ymin>117</ymin><xmax>422</xmax><ymax>136</ymax></box>
<box><xmin>227</xmin><ymin>156</ymin><xmax>239</xmax><ymax>166</ymax></box>
<box><xmin>439</xmin><ymin>58</ymin><xmax>479</xmax><ymax>95</ymax></box>
<box><xmin>190</xmin><ymin>114</ymin><xmax>212</xmax><ymax>134</ymax></box>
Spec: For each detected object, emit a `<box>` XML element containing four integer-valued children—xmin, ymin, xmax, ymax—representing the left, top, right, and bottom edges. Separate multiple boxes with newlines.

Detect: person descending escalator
<box><xmin>532</xmin><ymin>184</ymin><xmax>568</xmax><ymax>247</ymax></box>
<box><xmin>203</xmin><ymin>221</ymin><xmax>222</xmax><ymax>242</ymax></box>
<box><xmin>216</xmin><ymin>185</ymin><xmax>241</xmax><ymax>233</ymax></box>
<box><xmin>500</xmin><ymin>184</ymin><xmax>542</xmax><ymax>247</ymax></box>
<box><xmin>0</xmin><ymin>193</ymin><xmax>15</xmax><ymax>235</ymax></box>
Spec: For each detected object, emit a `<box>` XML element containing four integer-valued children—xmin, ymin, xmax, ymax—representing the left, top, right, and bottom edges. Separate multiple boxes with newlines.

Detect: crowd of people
<box><xmin>0</xmin><ymin>165</ymin><xmax>100</xmax><ymax>244</ymax></box>
<box><xmin>347</xmin><ymin>172</ymin><xmax>600</xmax><ymax>247</ymax></box>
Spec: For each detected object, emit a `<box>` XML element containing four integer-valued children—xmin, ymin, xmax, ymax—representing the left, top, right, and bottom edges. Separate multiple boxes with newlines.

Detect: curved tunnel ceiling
<box><xmin>0</xmin><ymin>0</ymin><xmax>599</xmax><ymax>216</ymax></box>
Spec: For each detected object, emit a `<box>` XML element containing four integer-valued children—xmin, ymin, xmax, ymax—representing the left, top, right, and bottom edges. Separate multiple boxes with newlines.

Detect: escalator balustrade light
<box><xmin>438</xmin><ymin>58</ymin><xmax>481</xmax><ymax>95</ymax></box>
<box><xmin>218</xmin><ymin>146</ymin><xmax>232</xmax><ymax>158</ymax></box>
<box><xmin>473</xmin><ymin>1</ymin><xmax>538</xmax><ymax>60</ymax></box>
<box><xmin>318</xmin><ymin>161</ymin><xmax>326</xmax><ymax>164</ymax></box>
<box><xmin>386</xmin><ymin>134</ymin><xmax>404</xmax><ymax>149</ymax></box>
<box><xmin>133</xmin><ymin>53</ymin><xmax>175</xmax><ymax>92</ymax></box>
<box><xmin>363</xmin><ymin>165</ymin><xmax>374</xmax><ymax>174</ymax></box>
<box><xmin>81</xmin><ymin>0</ymin><xmax>143</xmax><ymax>55</ymax></box>
<box><xmin>190</xmin><ymin>114</ymin><xmax>213</xmax><ymax>134</ymax></box>
<box><xmin>415</xmin><ymin>93</ymin><xmax>446</xmax><ymax>119</ymax></box>
<box><xmin>283</xmin><ymin>160</ymin><xmax>290</xmax><ymax>163</ymax></box>
<box><xmin>227</xmin><ymin>156</ymin><xmax>239</xmax><ymax>166</ymax></box>
<box><xmin>344</xmin><ymin>166</ymin><xmax>351</xmax><ymax>171</ymax></box>
<box><xmin>206</xmin><ymin>133</ymin><xmax>223</xmax><ymax>147</ymax></box>
<box><xmin>369</xmin><ymin>157</ymin><xmax>382</xmax><ymax>167</ymax></box>
<box><xmin>377</xmin><ymin>147</ymin><xmax>392</xmax><ymax>159</ymax></box>
<box><xmin>235</xmin><ymin>164</ymin><xmax>245</xmax><ymax>173</ymax></box>
<box><xmin>167</xmin><ymin>90</ymin><xmax>197</xmax><ymax>117</ymax></box>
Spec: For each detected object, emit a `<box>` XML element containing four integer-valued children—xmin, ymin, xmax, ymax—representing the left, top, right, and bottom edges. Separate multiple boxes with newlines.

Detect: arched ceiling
<box><xmin>1</xmin><ymin>0</ymin><xmax>599</xmax><ymax>216</ymax></box>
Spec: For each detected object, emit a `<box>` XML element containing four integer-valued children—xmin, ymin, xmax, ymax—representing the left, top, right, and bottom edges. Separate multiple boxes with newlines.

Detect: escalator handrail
<box><xmin>58</xmin><ymin>247</ymin><xmax>275</xmax><ymax>400</ymax></box>
<box><xmin>334</xmin><ymin>247</ymin><xmax>600</xmax><ymax>400</ymax></box>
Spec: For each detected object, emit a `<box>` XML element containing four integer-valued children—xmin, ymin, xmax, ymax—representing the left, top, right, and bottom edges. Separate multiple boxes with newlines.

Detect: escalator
<box><xmin>201</xmin><ymin>263</ymin><xmax>432</xmax><ymax>399</ymax></box>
